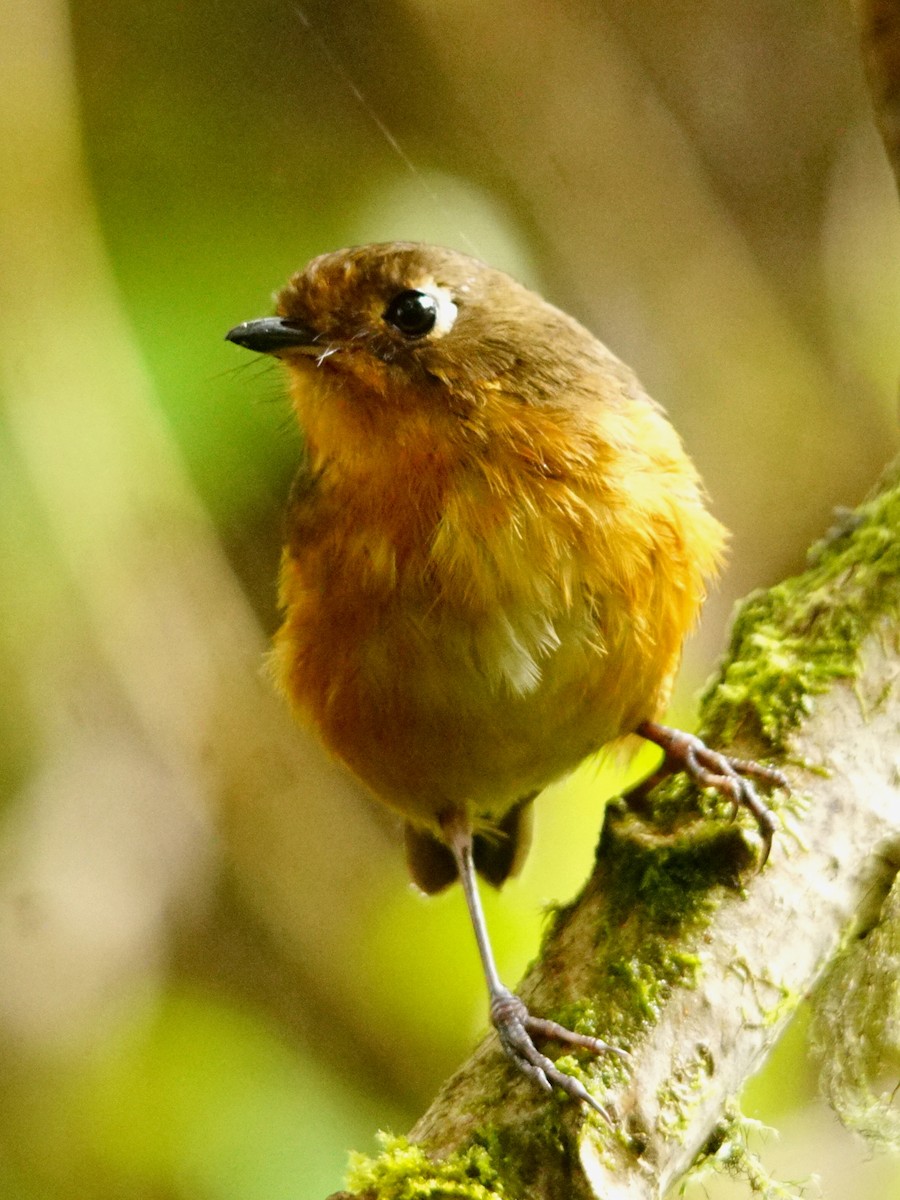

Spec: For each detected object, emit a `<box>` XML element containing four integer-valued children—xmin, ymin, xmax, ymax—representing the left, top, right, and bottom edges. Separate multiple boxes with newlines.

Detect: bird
<box><xmin>225</xmin><ymin>241</ymin><xmax>785</xmax><ymax>1112</ymax></box>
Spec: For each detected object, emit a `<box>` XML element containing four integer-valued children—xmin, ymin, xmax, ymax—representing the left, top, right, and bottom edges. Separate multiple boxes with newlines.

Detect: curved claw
<box><xmin>525</xmin><ymin>1014</ymin><xmax>630</xmax><ymax>1059</ymax></box>
<box><xmin>490</xmin><ymin>989</ymin><xmax>618</xmax><ymax>1119</ymax></box>
<box><xmin>721</xmin><ymin>756</ymin><xmax>790</xmax><ymax>794</ymax></box>
<box><xmin>635</xmin><ymin>721</ymin><xmax>787</xmax><ymax>867</ymax></box>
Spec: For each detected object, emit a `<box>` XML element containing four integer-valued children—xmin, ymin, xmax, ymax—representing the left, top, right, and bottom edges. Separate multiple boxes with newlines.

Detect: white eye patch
<box><xmin>414</xmin><ymin>276</ymin><xmax>458</xmax><ymax>337</ymax></box>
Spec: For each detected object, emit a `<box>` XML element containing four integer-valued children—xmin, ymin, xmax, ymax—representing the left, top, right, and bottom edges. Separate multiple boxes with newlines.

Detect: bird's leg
<box><xmin>441</xmin><ymin>811</ymin><xmax>624</xmax><ymax>1115</ymax></box>
<box><xmin>634</xmin><ymin>720</ymin><xmax>789</xmax><ymax>864</ymax></box>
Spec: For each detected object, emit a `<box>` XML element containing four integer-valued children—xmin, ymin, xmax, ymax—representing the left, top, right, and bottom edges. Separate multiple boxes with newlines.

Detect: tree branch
<box><xmin>861</xmin><ymin>0</ymin><xmax>900</xmax><ymax>195</ymax></box>
<box><xmin>329</xmin><ymin>466</ymin><xmax>900</xmax><ymax>1199</ymax></box>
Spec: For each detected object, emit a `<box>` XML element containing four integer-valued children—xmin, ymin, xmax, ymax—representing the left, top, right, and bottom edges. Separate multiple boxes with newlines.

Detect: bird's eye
<box><xmin>383</xmin><ymin>290</ymin><xmax>439</xmax><ymax>338</ymax></box>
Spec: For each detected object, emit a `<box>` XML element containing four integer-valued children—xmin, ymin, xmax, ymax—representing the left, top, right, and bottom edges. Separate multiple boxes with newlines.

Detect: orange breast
<box><xmin>272</xmin><ymin>378</ymin><xmax>725</xmax><ymax>833</ymax></box>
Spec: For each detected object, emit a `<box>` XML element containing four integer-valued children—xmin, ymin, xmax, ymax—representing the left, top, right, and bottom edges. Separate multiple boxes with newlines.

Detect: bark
<box><xmin>861</xmin><ymin>0</ymin><xmax>900</xmax><ymax>195</ymax></box>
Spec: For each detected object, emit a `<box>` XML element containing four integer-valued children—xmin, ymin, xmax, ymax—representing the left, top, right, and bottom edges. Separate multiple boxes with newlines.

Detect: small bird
<box><xmin>226</xmin><ymin>242</ymin><xmax>784</xmax><ymax>1112</ymax></box>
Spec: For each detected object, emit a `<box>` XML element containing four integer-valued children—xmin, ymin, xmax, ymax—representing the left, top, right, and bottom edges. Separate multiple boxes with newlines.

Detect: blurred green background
<box><xmin>1</xmin><ymin>0</ymin><xmax>899</xmax><ymax>1196</ymax></box>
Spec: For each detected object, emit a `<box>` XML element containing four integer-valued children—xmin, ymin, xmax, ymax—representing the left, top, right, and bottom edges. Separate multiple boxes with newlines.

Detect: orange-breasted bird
<box><xmin>226</xmin><ymin>242</ymin><xmax>785</xmax><ymax>1112</ymax></box>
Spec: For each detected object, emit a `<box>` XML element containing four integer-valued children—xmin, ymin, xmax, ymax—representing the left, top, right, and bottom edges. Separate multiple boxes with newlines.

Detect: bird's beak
<box><xmin>225</xmin><ymin>316</ymin><xmax>317</xmax><ymax>354</ymax></box>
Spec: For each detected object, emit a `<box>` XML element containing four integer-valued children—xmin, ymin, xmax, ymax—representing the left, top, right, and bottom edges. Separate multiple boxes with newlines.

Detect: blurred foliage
<box><xmin>1</xmin><ymin>0</ymin><xmax>899</xmax><ymax>1197</ymax></box>
<box><xmin>4</xmin><ymin>988</ymin><xmax>391</xmax><ymax>1199</ymax></box>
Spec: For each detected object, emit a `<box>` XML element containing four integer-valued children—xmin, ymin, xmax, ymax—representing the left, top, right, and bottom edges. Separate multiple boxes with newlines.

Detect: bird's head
<box><xmin>226</xmin><ymin>243</ymin><xmax>609</xmax><ymax>431</ymax></box>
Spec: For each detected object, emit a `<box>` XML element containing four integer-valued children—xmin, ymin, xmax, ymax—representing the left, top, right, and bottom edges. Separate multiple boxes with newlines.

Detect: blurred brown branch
<box><xmin>861</xmin><ymin>0</ymin><xmax>900</xmax><ymax>193</ymax></box>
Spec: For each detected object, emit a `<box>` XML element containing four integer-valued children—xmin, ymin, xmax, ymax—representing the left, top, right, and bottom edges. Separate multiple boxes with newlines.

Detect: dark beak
<box><xmin>225</xmin><ymin>316</ymin><xmax>317</xmax><ymax>354</ymax></box>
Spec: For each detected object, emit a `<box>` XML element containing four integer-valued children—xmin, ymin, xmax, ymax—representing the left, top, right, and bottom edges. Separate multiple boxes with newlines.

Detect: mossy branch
<box><xmin>329</xmin><ymin>464</ymin><xmax>900</xmax><ymax>1200</ymax></box>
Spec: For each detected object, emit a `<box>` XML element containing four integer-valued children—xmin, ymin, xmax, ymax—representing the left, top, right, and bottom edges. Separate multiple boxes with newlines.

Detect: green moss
<box><xmin>656</xmin><ymin>1043</ymin><xmax>715</xmax><ymax>1143</ymax></box>
<box><xmin>568</xmin><ymin>814</ymin><xmax>755</xmax><ymax>1054</ymax></box>
<box><xmin>725</xmin><ymin>958</ymin><xmax>799</xmax><ymax>1030</ymax></box>
<box><xmin>701</xmin><ymin>478</ymin><xmax>900</xmax><ymax>751</ymax></box>
<box><xmin>687</xmin><ymin>1105</ymin><xmax>808</xmax><ymax>1199</ymax></box>
<box><xmin>347</xmin><ymin>1123</ymin><xmax>592</xmax><ymax>1200</ymax></box>
<box><xmin>346</xmin><ymin>1134</ymin><xmax>504</xmax><ymax>1200</ymax></box>
<box><xmin>809</xmin><ymin>869</ymin><xmax>900</xmax><ymax>1149</ymax></box>
<box><xmin>472</xmin><ymin>1119</ymin><xmax>584</xmax><ymax>1198</ymax></box>
<box><xmin>528</xmin><ymin>838</ymin><xmax>712</xmax><ymax>1091</ymax></box>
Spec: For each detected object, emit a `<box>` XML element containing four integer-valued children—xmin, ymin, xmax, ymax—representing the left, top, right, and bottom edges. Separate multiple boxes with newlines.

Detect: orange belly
<box><xmin>275</xmin><ymin>597</ymin><xmax>645</xmax><ymax>825</ymax></box>
<box><xmin>272</xmin><ymin>388</ymin><xmax>725</xmax><ymax>834</ymax></box>
<box><xmin>273</xmin><ymin>502</ymin><xmax>714</xmax><ymax>834</ymax></box>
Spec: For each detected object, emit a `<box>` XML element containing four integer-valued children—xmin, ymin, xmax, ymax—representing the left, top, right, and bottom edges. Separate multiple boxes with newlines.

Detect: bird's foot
<box><xmin>636</xmin><ymin>720</ymin><xmax>789</xmax><ymax>865</ymax></box>
<box><xmin>489</xmin><ymin>988</ymin><xmax>624</xmax><ymax>1117</ymax></box>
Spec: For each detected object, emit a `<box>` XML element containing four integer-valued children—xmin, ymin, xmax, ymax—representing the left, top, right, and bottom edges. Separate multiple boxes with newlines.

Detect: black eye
<box><xmin>383</xmin><ymin>290</ymin><xmax>439</xmax><ymax>338</ymax></box>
